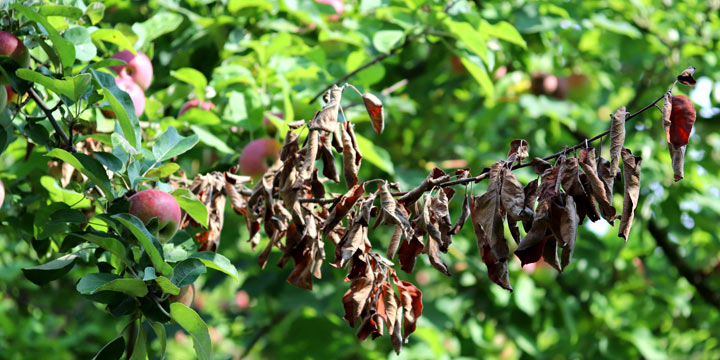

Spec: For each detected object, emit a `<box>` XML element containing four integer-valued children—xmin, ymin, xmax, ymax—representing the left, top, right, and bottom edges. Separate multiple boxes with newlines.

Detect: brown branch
<box><xmin>648</xmin><ymin>220</ymin><xmax>720</xmax><ymax>310</ymax></box>
<box><xmin>28</xmin><ymin>88</ymin><xmax>75</xmax><ymax>152</ymax></box>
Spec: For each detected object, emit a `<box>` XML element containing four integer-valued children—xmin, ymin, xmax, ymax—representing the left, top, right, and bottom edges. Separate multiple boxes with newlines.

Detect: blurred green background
<box><xmin>2</xmin><ymin>0</ymin><xmax>720</xmax><ymax>359</ymax></box>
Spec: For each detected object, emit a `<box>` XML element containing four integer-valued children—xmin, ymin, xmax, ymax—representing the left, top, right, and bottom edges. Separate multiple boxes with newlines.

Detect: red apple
<box><xmin>109</xmin><ymin>50</ymin><xmax>153</xmax><ymax>90</ymax></box>
<box><xmin>170</xmin><ymin>285</ymin><xmax>195</xmax><ymax>307</ymax></box>
<box><xmin>115</xmin><ymin>75</ymin><xmax>145</xmax><ymax>117</ymax></box>
<box><xmin>128</xmin><ymin>189</ymin><xmax>181</xmax><ymax>243</ymax></box>
<box><xmin>178</xmin><ymin>99</ymin><xmax>215</xmax><ymax>117</ymax></box>
<box><xmin>0</xmin><ymin>31</ymin><xmax>30</xmax><ymax>84</ymax></box>
<box><xmin>5</xmin><ymin>85</ymin><xmax>21</xmax><ymax>104</ymax></box>
<box><xmin>239</xmin><ymin>138</ymin><xmax>281</xmax><ymax>178</ymax></box>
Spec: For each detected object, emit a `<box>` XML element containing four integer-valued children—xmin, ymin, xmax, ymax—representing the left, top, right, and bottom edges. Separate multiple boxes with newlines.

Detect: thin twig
<box><xmin>308</xmin><ymin>31</ymin><xmax>424</xmax><ymax>104</ymax></box>
<box><xmin>27</xmin><ymin>88</ymin><xmax>75</xmax><ymax>152</ymax></box>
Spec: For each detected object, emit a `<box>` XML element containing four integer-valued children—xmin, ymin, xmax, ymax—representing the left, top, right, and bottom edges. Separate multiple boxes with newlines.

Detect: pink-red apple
<box><xmin>239</xmin><ymin>138</ymin><xmax>281</xmax><ymax>178</ymax></box>
<box><xmin>0</xmin><ymin>31</ymin><xmax>30</xmax><ymax>84</ymax></box>
<box><xmin>178</xmin><ymin>99</ymin><xmax>215</xmax><ymax>117</ymax></box>
<box><xmin>0</xmin><ymin>179</ymin><xmax>4</xmax><ymax>206</ymax></box>
<box><xmin>128</xmin><ymin>189</ymin><xmax>181</xmax><ymax>243</ymax></box>
<box><xmin>110</xmin><ymin>50</ymin><xmax>153</xmax><ymax>90</ymax></box>
<box><xmin>235</xmin><ymin>290</ymin><xmax>250</xmax><ymax>309</ymax></box>
<box><xmin>115</xmin><ymin>75</ymin><xmax>146</xmax><ymax>117</ymax></box>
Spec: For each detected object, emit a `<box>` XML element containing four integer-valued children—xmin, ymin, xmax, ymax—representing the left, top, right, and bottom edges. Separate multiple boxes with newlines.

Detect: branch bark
<box><xmin>28</xmin><ymin>88</ymin><xmax>75</xmax><ymax>152</ymax></box>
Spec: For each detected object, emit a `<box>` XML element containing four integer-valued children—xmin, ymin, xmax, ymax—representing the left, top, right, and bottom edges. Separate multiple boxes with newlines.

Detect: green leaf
<box><xmin>93</xmin><ymin>151</ymin><xmax>124</xmax><ymax>173</ymax></box>
<box><xmin>372</xmin><ymin>30</ymin><xmax>405</xmax><ymax>53</ymax></box>
<box><xmin>480</xmin><ymin>20</ymin><xmax>527</xmax><ymax>48</ymax></box>
<box><xmin>147</xmin><ymin>319</ymin><xmax>167</xmax><ymax>356</ymax></box>
<box><xmin>129</xmin><ymin>323</ymin><xmax>148</xmax><ymax>360</ymax></box>
<box><xmin>22</xmin><ymin>254</ymin><xmax>78</xmax><ymax>285</ymax></box>
<box><xmin>16</xmin><ymin>69</ymin><xmax>91</xmax><ymax>102</ymax></box>
<box><xmin>171</xmin><ymin>188</ymin><xmax>208</xmax><ymax>228</ymax></box>
<box><xmin>189</xmin><ymin>252</ymin><xmax>239</xmax><ymax>281</ymax></box>
<box><xmin>77</xmin><ymin>273</ymin><xmax>148</xmax><ymax>297</ymax></box>
<box><xmin>84</xmin><ymin>2</ymin><xmax>106</xmax><ymax>25</ymax></box>
<box><xmin>155</xmin><ymin>276</ymin><xmax>181</xmax><ymax>295</ymax></box>
<box><xmin>189</xmin><ymin>125</ymin><xmax>234</xmax><ymax>154</ymax></box>
<box><xmin>171</xmin><ymin>258</ymin><xmax>206</xmax><ymax>288</ymax></box>
<box><xmin>152</xmin><ymin>126</ymin><xmax>199</xmax><ymax>162</ymax></box>
<box><xmin>170</xmin><ymin>303</ymin><xmax>212</xmax><ymax>360</ymax></box>
<box><xmin>11</xmin><ymin>3</ymin><xmax>76</xmax><ymax>69</ymax></box>
<box><xmin>66</xmin><ymin>231</ymin><xmax>129</xmax><ymax>265</ymax></box>
<box><xmin>354</xmin><ymin>133</ymin><xmax>395</xmax><ymax>175</ymax></box>
<box><xmin>86</xmin><ymin>59</ymin><xmax>127</xmax><ymax>70</ymax></box>
<box><xmin>64</xmin><ymin>26</ymin><xmax>97</xmax><ymax>62</ymax></box>
<box><xmin>445</xmin><ymin>19</ymin><xmax>489</xmax><ymax>66</ymax></box>
<box><xmin>46</xmin><ymin>148</ymin><xmax>114</xmax><ymax>200</ymax></box>
<box><xmin>91</xmin><ymin>69</ymin><xmax>141</xmax><ymax>149</ymax></box>
<box><xmin>40</xmin><ymin>176</ymin><xmax>92</xmax><ymax>208</ymax></box>
<box><xmin>171</xmin><ymin>68</ymin><xmax>208</xmax><ymax>101</ymax></box>
<box><xmin>49</xmin><ymin>207</ymin><xmax>86</xmax><ymax>224</ymax></box>
<box><xmin>39</xmin><ymin>5</ymin><xmax>83</xmax><ymax>19</ymax></box>
<box><xmin>92</xmin><ymin>336</ymin><xmax>125</xmax><ymax>360</ymax></box>
<box><xmin>146</xmin><ymin>163</ymin><xmax>180</xmax><ymax>178</ymax></box>
<box><xmin>112</xmin><ymin>213</ymin><xmax>173</xmax><ymax>276</ymax></box>
<box><xmin>91</xmin><ymin>29</ymin><xmax>136</xmax><ymax>54</ymax></box>
<box><xmin>132</xmin><ymin>11</ymin><xmax>183</xmax><ymax>50</ymax></box>
<box><xmin>458</xmin><ymin>54</ymin><xmax>494</xmax><ymax>98</ymax></box>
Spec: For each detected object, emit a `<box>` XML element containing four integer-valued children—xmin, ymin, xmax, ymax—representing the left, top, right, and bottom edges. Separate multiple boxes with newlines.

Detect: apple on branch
<box><xmin>128</xmin><ymin>189</ymin><xmax>181</xmax><ymax>243</ymax></box>
<box><xmin>0</xmin><ymin>31</ymin><xmax>30</xmax><ymax>85</ymax></box>
<box><xmin>110</xmin><ymin>50</ymin><xmax>154</xmax><ymax>90</ymax></box>
<box><xmin>239</xmin><ymin>138</ymin><xmax>281</xmax><ymax>178</ymax></box>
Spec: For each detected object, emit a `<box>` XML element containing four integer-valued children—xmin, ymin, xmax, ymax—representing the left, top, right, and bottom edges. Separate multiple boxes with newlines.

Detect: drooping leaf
<box><xmin>394</xmin><ymin>278</ymin><xmax>423</xmax><ymax>341</ymax></box>
<box><xmin>310</xmin><ymin>84</ymin><xmax>342</xmax><ymax>133</ymax></box>
<box><xmin>666</xmin><ymin>95</ymin><xmax>696</xmax><ymax>181</ymax></box>
<box><xmin>618</xmin><ymin>148</ymin><xmax>642</xmax><ymax>241</ymax></box>
<box><xmin>341</xmin><ymin>123</ymin><xmax>360</xmax><ymax>188</ymax></box>
<box><xmin>300</xmin><ymin>129</ymin><xmax>319</xmax><ymax>181</ymax></box>
<box><xmin>448</xmin><ymin>191</ymin><xmax>470</xmax><ymax>236</ymax></box>
<box><xmin>362</xmin><ymin>93</ymin><xmax>384</xmax><ymax>134</ymax></box>
<box><xmin>561</xmin><ymin>157</ymin><xmax>600</xmax><ymax>223</ymax></box>
<box><xmin>322</xmin><ymin>184</ymin><xmax>365</xmax><ymax>236</ymax></box>
<box><xmin>46</xmin><ymin>148</ymin><xmax>114</xmax><ymax>200</ymax></box>
<box><xmin>341</xmin><ymin>274</ymin><xmax>373</xmax><ymax>327</ymax></box>
<box><xmin>22</xmin><ymin>254</ymin><xmax>79</xmax><ymax>285</ymax></box>
<box><xmin>170</xmin><ymin>303</ymin><xmax>212</xmax><ymax>360</ymax></box>
<box><xmin>579</xmin><ymin>148</ymin><xmax>616</xmax><ymax>223</ymax></box>
<box><xmin>609</xmin><ymin>106</ymin><xmax>627</xmax><ymax>177</ymax></box>
<box><xmin>549</xmin><ymin>194</ymin><xmax>578</xmax><ymax>270</ymax></box>
<box><xmin>507</xmin><ymin>139</ymin><xmax>529</xmax><ymax>164</ymax></box>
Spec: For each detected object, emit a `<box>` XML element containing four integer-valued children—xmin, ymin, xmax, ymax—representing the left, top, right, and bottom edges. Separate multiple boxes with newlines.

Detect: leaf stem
<box><xmin>27</xmin><ymin>88</ymin><xmax>75</xmax><ymax>152</ymax></box>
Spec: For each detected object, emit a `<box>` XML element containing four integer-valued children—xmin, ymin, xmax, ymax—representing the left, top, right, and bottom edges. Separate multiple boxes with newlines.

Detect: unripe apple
<box><xmin>0</xmin><ymin>31</ymin><xmax>30</xmax><ymax>84</ymax></box>
<box><xmin>128</xmin><ymin>189</ymin><xmax>181</xmax><ymax>243</ymax></box>
<box><xmin>178</xmin><ymin>99</ymin><xmax>215</xmax><ymax>117</ymax></box>
<box><xmin>170</xmin><ymin>285</ymin><xmax>195</xmax><ymax>307</ymax></box>
<box><xmin>239</xmin><ymin>138</ymin><xmax>281</xmax><ymax>178</ymax></box>
<box><xmin>109</xmin><ymin>51</ymin><xmax>153</xmax><ymax>90</ymax></box>
<box><xmin>115</xmin><ymin>75</ymin><xmax>146</xmax><ymax>117</ymax></box>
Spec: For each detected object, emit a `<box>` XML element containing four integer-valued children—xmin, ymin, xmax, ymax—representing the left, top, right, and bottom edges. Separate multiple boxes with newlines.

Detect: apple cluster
<box><xmin>107</xmin><ymin>50</ymin><xmax>154</xmax><ymax>117</ymax></box>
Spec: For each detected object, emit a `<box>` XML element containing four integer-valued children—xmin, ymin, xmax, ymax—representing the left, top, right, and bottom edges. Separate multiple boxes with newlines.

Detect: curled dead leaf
<box><xmin>609</xmin><ymin>106</ymin><xmax>627</xmax><ymax>177</ymax></box>
<box><xmin>362</xmin><ymin>93</ymin><xmax>385</xmax><ymax>134</ymax></box>
<box><xmin>618</xmin><ymin>148</ymin><xmax>642</xmax><ymax>241</ymax></box>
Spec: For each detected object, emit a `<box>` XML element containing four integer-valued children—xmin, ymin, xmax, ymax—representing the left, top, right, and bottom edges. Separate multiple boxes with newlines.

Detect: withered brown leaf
<box><xmin>322</xmin><ymin>184</ymin><xmax>365</xmax><ymax>236</ymax></box>
<box><xmin>393</xmin><ymin>277</ymin><xmax>423</xmax><ymax>341</ymax></box>
<box><xmin>299</xmin><ymin>130</ymin><xmax>319</xmax><ymax>181</ymax></box>
<box><xmin>310</xmin><ymin>84</ymin><xmax>342</xmax><ymax>133</ymax></box>
<box><xmin>342</xmin><ymin>274</ymin><xmax>374</xmax><ymax>327</ymax></box>
<box><xmin>319</xmin><ymin>133</ymin><xmax>340</xmax><ymax>183</ymax></box>
<box><xmin>561</xmin><ymin>157</ymin><xmax>600</xmax><ymax>223</ymax></box>
<box><xmin>507</xmin><ymin>139</ymin><xmax>529</xmax><ymax>165</ymax></box>
<box><xmin>362</xmin><ymin>93</ymin><xmax>385</xmax><ymax>134</ymax></box>
<box><xmin>448</xmin><ymin>191</ymin><xmax>470</xmax><ymax>236</ymax></box>
<box><xmin>618</xmin><ymin>148</ymin><xmax>642</xmax><ymax>241</ymax></box>
<box><xmin>609</xmin><ymin>106</ymin><xmax>627</xmax><ymax>177</ymax></box>
<box><xmin>579</xmin><ymin>148</ymin><xmax>616</xmax><ymax>223</ymax></box>
<box><xmin>549</xmin><ymin>194</ymin><xmax>578</xmax><ymax>270</ymax></box>
<box><xmin>342</xmin><ymin>122</ymin><xmax>360</xmax><ymax>188</ymax></box>
<box><xmin>677</xmin><ymin>65</ymin><xmax>696</xmax><ymax>86</ymax></box>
